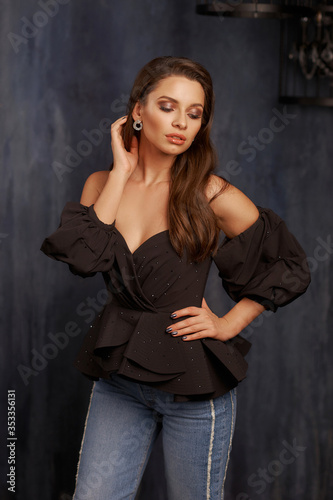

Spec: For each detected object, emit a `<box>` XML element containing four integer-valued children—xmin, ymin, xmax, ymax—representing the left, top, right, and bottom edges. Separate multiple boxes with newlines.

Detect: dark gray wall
<box><xmin>1</xmin><ymin>1</ymin><xmax>332</xmax><ymax>499</ymax></box>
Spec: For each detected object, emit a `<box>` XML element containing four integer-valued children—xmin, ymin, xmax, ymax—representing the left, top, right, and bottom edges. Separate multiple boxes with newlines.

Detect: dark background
<box><xmin>1</xmin><ymin>1</ymin><xmax>332</xmax><ymax>499</ymax></box>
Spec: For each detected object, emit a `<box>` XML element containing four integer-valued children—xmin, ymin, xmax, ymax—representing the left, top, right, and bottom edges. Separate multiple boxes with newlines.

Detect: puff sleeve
<box><xmin>40</xmin><ymin>202</ymin><xmax>117</xmax><ymax>276</ymax></box>
<box><xmin>212</xmin><ymin>207</ymin><xmax>311</xmax><ymax>312</ymax></box>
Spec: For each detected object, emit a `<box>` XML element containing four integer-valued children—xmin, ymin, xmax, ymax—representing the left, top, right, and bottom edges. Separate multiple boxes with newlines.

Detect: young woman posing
<box><xmin>41</xmin><ymin>56</ymin><xmax>310</xmax><ymax>500</ymax></box>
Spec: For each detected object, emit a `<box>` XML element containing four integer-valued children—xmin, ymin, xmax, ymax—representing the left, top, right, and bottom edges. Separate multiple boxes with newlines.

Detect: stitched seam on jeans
<box><xmin>206</xmin><ymin>399</ymin><xmax>216</xmax><ymax>500</ymax></box>
<box><xmin>221</xmin><ymin>390</ymin><xmax>236</xmax><ymax>500</ymax></box>
<box><xmin>73</xmin><ymin>382</ymin><xmax>96</xmax><ymax>498</ymax></box>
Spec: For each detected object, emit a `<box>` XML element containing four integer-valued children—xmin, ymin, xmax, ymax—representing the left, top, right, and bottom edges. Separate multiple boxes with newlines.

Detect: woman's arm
<box><xmin>166</xmin><ymin>176</ymin><xmax>310</xmax><ymax>342</ymax></box>
<box><xmin>164</xmin><ymin>178</ymin><xmax>269</xmax><ymax>342</ymax></box>
<box><xmin>40</xmin><ymin>116</ymin><xmax>139</xmax><ymax>275</ymax></box>
<box><xmin>207</xmin><ymin>175</ymin><xmax>260</xmax><ymax>237</ymax></box>
<box><xmin>80</xmin><ymin>168</ymin><xmax>130</xmax><ymax>223</ymax></box>
<box><xmin>81</xmin><ymin>115</ymin><xmax>139</xmax><ymax>224</ymax></box>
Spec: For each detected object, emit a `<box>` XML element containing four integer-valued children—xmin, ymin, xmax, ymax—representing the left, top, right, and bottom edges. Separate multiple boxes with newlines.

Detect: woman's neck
<box><xmin>130</xmin><ymin>139</ymin><xmax>175</xmax><ymax>186</ymax></box>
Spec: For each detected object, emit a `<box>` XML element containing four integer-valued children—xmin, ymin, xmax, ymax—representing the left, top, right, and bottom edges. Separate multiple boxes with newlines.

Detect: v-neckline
<box><xmin>114</xmin><ymin>226</ymin><xmax>169</xmax><ymax>256</ymax></box>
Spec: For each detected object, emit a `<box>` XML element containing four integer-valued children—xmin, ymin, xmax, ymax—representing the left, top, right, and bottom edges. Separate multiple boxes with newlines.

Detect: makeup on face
<box><xmin>157</xmin><ymin>95</ymin><xmax>204</xmax><ymax>121</ymax></box>
<box><xmin>135</xmin><ymin>76</ymin><xmax>205</xmax><ymax>154</ymax></box>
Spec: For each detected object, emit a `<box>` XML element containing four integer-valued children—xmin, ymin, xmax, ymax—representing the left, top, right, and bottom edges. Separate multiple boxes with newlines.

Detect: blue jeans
<box><xmin>73</xmin><ymin>375</ymin><xmax>237</xmax><ymax>500</ymax></box>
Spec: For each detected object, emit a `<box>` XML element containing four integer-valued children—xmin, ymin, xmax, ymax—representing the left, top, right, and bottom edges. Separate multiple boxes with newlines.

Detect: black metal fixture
<box><xmin>196</xmin><ymin>1</ymin><xmax>333</xmax><ymax>106</ymax></box>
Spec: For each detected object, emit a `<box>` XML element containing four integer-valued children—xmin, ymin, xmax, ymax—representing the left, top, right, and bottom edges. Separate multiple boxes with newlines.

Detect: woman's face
<box><xmin>133</xmin><ymin>75</ymin><xmax>205</xmax><ymax>156</ymax></box>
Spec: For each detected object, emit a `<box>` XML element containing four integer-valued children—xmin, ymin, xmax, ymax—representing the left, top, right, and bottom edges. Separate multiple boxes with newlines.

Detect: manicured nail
<box><xmin>171</xmin><ymin>331</ymin><xmax>178</xmax><ymax>336</ymax></box>
<box><xmin>170</xmin><ymin>313</ymin><xmax>177</xmax><ymax>318</ymax></box>
<box><xmin>182</xmin><ymin>336</ymin><xmax>187</xmax><ymax>340</ymax></box>
<box><xmin>165</xmin><ymin>327</ymin><xmax>173</xmax><ymax>333</ymax></box>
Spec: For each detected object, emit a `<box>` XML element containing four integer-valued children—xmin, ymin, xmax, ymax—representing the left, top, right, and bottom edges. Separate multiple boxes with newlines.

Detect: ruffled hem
<box><xmin>73</xmin><ymin>303</ymin><xmax>251</xmax><ymax>398</ymax></box>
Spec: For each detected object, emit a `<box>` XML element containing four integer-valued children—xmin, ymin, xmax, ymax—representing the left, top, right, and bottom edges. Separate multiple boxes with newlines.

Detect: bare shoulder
<box><xmin>208</xmin><ymin>175</ymin><xmax>259</xmax><ymax>238</ymax></box>
<box><xmin>205</xmin><ymin>174</ymin><xmax>228</xmax><ymax>200</ymax></box>
<box><xmin>80</xmin><ymin>170</ymin><xmax>110</xmax><ymax>205</ymax></box>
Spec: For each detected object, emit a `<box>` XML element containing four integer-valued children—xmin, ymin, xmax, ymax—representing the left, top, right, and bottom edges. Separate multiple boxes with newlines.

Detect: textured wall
<box><xmin>1</xmin><ymin>1</ymin><xmax>332</xmax><ymax>499</ymax></box>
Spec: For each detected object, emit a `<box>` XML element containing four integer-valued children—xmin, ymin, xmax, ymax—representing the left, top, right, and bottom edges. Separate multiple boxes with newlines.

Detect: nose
<box><xmin>172</xmin><ymin>111</ymin><xmax>187</xmax><ymax>130</ymax></box>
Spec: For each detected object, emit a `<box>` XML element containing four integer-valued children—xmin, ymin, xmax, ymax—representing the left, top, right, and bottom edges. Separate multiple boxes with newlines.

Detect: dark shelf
<box><xmin>279</xmin><ymin>95</ymin><xmax>333</xmax><ymax>105</ymax></box>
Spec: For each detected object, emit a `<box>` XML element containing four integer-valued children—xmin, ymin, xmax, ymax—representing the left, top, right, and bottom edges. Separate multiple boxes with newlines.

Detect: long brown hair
<box><xmin>120</xmin><ymin>56</ymin><xmax>228</xmax><ymax>262</ymax></box>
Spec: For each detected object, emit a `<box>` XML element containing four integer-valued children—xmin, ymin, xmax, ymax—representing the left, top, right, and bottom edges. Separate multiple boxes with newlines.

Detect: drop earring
<box><xmin>133</xmin><ymin>120</ymin><xmax>143</xmax><ymax>131</ymax></box>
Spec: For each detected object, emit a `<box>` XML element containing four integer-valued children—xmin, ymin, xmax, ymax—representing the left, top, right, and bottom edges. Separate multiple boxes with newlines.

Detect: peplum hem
<box><xmin>42</xmin><ymin>200</ymin><xmax>311</xmax><ymax>401</ymax></box>
<box><xmin>73</xmin><ymin>303</ymin><xmax>251</xmax><ymax>399</ymax></box>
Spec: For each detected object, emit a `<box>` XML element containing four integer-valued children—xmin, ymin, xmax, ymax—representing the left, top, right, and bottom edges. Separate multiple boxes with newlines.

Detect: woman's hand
<box><xmin>165</xmin><ymin>297</ymin><xmax>265</xmax><ymax>343</ymax></box>
<box><xmin>165</xmin><ymin>298</ymin><xmax>235</xmax><ymax>342</ymax></box>
<box><xmin>111</xmin><ymin>115</ymin><xmax>139</xmax><ymax>177</ymax></box>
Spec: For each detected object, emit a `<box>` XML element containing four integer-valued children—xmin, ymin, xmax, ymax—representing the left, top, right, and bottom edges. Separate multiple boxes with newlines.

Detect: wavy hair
<box><xmin>120</xmin><ymin>56</ymin><xmax>228</xmax><ymax>262</ymax></box>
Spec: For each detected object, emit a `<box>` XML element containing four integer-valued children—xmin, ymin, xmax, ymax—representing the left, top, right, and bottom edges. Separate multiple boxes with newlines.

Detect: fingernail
<box><xmin>170</xmin><ymin>313</ymin><xmax>177</xmax><ymax>318</ymax></box>
<box><xmin>165</xmin><ymin>327</ymin><xmax>172</xmax><ymax>333</ymax></box>
<box><xmin>171</xmin><ymin>331</ymin><xmax>178</xmax><ymax>336</ymax></box>
<box><xmin>182</xmin><ymin>336</ymin><xmax>187</xmax><ymax>340</ymax></box>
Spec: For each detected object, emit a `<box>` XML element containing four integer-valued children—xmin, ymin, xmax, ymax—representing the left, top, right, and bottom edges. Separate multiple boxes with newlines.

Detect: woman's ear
<box><xmin>132</xmin><ymin>101</ymin><xmax>143</xmax><ymax>122</ymax></box>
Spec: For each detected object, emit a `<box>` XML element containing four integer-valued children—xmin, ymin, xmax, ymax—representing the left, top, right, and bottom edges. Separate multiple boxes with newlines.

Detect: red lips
<box><xmin>166</xmin><ymin>133</ymin><xmax>186</xmax><ymax>140</ymax></box>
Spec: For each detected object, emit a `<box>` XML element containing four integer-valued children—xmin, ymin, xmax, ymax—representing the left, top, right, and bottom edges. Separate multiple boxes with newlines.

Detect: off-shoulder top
<box><xmin>40</xmin><ymin>203</ymin><xmax>311</xmax><ymax>401</ymax></box>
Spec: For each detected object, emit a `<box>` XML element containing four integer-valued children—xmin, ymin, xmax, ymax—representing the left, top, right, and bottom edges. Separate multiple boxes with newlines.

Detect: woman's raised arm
<box><xmin>82</xmin><ymin>115</ymin><xmax>139</xmax><ymax>224</ymax></box>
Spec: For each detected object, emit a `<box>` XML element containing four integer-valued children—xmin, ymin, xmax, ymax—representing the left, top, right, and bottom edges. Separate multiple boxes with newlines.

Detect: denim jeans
<box><xmin>72</xmin><ymin>375</ymin><xmax>237</xmax><ymax>500</ymax></box>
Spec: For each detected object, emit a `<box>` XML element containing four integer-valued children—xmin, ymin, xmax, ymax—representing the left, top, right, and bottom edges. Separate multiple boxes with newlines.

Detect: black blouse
<box><xmin>41</xmin><ymin>203</ymin><xmax>310</xmax><ymax>401</ymax></box>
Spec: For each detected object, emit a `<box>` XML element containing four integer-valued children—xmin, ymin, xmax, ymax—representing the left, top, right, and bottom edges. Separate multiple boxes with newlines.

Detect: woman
<box><xmin>41</xmin><ymin>56</ymin><xmax>310</xmax><ymax>500</ymax></box>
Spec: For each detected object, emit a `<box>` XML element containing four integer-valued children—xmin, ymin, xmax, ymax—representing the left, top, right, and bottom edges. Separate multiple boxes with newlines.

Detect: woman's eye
<box><xmin>159</xmin><ymin>105</ymin><xmax>202</xmax><ymax>119</ymax></box>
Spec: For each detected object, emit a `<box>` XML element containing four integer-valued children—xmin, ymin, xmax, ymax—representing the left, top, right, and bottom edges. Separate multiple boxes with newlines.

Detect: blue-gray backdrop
<box><xmin>1</xmin><ymin>1</ymin><xmax>332</xmax><ymax>499</ymax></box>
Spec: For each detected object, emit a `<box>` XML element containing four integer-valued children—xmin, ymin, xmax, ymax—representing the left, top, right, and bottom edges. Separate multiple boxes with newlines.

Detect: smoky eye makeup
<box><xmin>159</xmin><ymin>103</ymin><xmax>174</xmax><ymax>112</ymax></box>
<box><xmin>158</xmin><ymin>99</ymin><xmax>174</xmax><ymax>109</ymax></box>
<box><xmin>188</xmin><ymin>109</ymin><xmax>203</xmax><ymax>119</ymax></box>
<box><xmin>158</xmin><ymin>101</ymin><xmax>203</xmax><ymax>119</ymax></box>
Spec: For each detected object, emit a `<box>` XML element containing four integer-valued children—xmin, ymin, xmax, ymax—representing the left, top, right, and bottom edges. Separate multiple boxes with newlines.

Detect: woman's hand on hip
<box><xmin>111</xmin><ymin>115</ymin><xmax>139</xmax><ymax>177</ymax></box>
<box><xmin>165</xmin><ymin>298</ymin><xmax>235</xmax><ymax>342</ymax></box>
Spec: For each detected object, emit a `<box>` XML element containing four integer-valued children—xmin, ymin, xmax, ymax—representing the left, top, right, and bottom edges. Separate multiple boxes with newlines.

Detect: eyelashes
<box><xmin>159</xmin><ymin>106</ymin><xmax>173</xmax><ymax>112</ymax></box>
<box><xmin>159</xmin><ymin>106</ymin><xmax>202</xmax><ymax>120</ymax></box>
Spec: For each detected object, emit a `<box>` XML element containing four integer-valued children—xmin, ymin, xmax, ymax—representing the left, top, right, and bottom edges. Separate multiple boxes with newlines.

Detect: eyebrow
<box><xmin>157</xmin><ymin>95</ymin><xmax>204</xmax><ymax>108</ymax></box>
